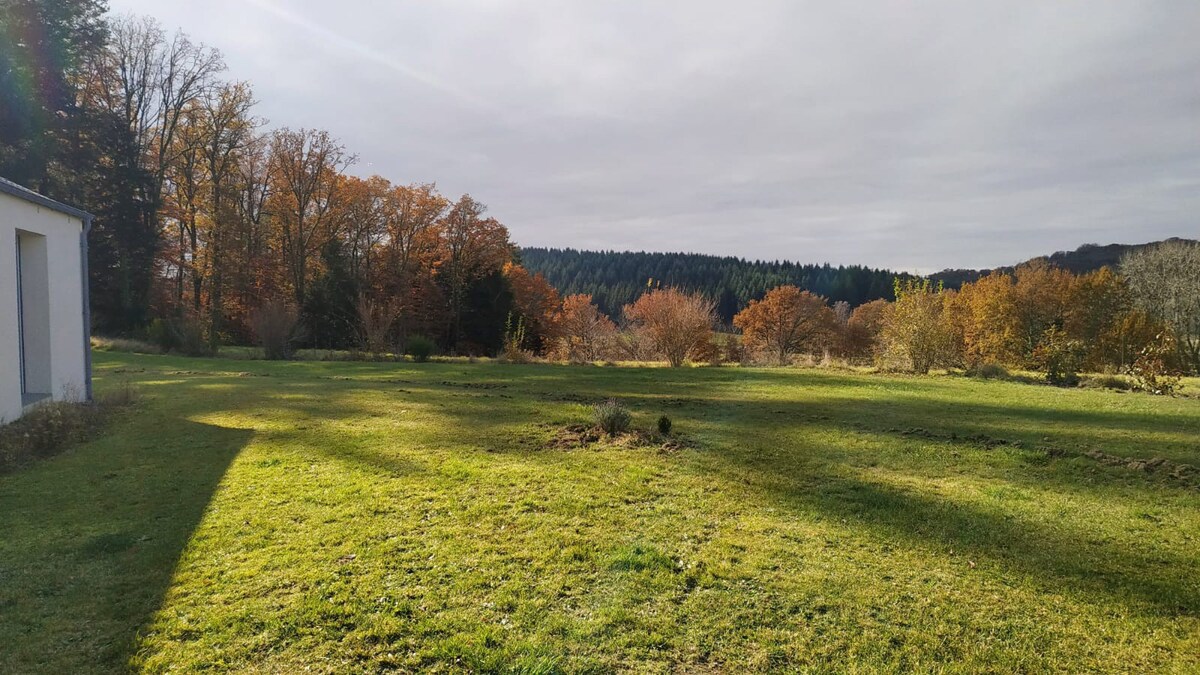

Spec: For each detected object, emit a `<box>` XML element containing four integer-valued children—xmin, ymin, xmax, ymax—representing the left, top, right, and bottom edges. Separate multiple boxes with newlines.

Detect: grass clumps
<box><xmin>0</xmin><ymin>383</ymin><xmax>136</xmax><ymax>473</ymax></box>
<box><xmin>608</xmin><ymin>543</ymin><xmax>676</xmax><ymax>573</ymax></box>
<box><xmin>657</xmin><ymin>415</ymin><xmax>673</xmax><ymax>435</ymax></box>
<box><xmin>593</xmin><ymin>398</ymin><xmax>632</xmax><ymax>436</ymax></box>
<box><xmin>91</xmin><ymin>336</ymin><xmax>162</xmax><ymax>355</ymax></box>
<box><xmin>1083</xmin><ymin>374</ymin><xmax>1133</xmax><ymax>391</ymax></box>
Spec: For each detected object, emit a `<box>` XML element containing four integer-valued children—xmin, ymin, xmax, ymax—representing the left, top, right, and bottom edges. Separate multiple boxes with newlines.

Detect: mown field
<box><xmin>2</xmin><ymin>352</ymin><xmax>1198</xmax><ymax>673</ymax></box>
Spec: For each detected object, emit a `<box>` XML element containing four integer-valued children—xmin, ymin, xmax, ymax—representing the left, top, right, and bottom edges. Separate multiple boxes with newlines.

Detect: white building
<box><xmin>0</xmin><ymin>177</ymin><xmax>93</xmax><ymax>423</ymax></box>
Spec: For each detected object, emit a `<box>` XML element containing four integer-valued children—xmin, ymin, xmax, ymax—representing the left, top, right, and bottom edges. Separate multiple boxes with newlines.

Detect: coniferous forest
<box><xmin>521</xmin><ymin>247</ymin><xmax>905</xmax><ymax>324</ymax></box>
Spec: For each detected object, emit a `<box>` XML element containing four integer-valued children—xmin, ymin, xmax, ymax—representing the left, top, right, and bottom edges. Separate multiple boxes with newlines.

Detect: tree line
<box><xmin>534</xmin><ymin>241</ymin><xmax>1197</xmax><ymax>389</ymax></box>
<box><xmin>727</xmin><ymin>242</ymin><xmax>1199</xmax><ymax>385</ymax></box>
<box><xmin>4</xmin><ymin>2</ymin><xmax>1195</xmax><ymax>372</ymax></box>
<box><xmin>521</xmin><ymin>247</ymin><xmax>904</xmax><ymax>324</ymax></box>
<box><xmin>1</xmin><ymin>2</ymin><xmax>553</xmax><ymax>355</ymax></box>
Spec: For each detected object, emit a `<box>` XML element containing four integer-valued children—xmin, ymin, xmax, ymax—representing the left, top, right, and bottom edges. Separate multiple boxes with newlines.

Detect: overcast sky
<box><xmin>108</xmin><ymin>0</ymin><xmax>1200</xmax><ymax>272</ymax></box>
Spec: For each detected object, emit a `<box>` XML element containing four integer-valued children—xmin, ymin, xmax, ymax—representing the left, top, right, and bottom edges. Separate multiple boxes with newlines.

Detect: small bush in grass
<box><xmin>970</xmin><ymin>362</ymin><xmax>1009</xmax><ymax>380</ymax></box>
<box><xmin>147</xmin><ymin>316</ymin><xmax>213</xmax><ymax>356</ymax></box>
<box><xmin>406</xmin><ymin>335</ymin><xmax>436</xmax><ymax>363</ymax></box>
<box><xmin>1084</xmin><ymin>374</ymin><xmax>1132</xmax><ymax>391</ymax></box>
<box><xmin>593</xmin><ymin>399</ymin><xmax>632</xmax><ymax>436</ymax></box>
<box><xmin>1130</xmin><ymin>331</ymin><xmax>1183</xmax><ymax>395</ymax></box>
<box><xmin>251</xmin><ymin>299</ymin><xmax>302</xmax><ymax>360</ymax></box>
<box><xmin>1033</xmin><ymin>326</ymin><xmax>1085</xmax><ymax>387</ymax></box>
<box><xmin>657</xmin><ymin>415</ymin><xmax>673</xmax><ymax>435</ymax></box>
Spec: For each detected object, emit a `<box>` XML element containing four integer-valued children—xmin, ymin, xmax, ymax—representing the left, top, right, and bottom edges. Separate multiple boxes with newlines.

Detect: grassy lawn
<box><xmin>2</xmin><ymin>353</ymin><xmax>1198</xmax><ymax>673</ymax></box>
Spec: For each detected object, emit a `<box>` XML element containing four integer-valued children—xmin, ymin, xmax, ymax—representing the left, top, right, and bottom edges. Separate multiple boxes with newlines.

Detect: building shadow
<box><xmin>0</xmin><ymin>417</ymin><xmax>251</xmax><ymax>672</ymax></box>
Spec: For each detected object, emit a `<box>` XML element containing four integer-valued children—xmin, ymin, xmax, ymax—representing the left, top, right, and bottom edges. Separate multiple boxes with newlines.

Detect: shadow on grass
<box><xmin>723</xmin><ymin>458</ymin><xmax>1200</xmax><ymax>617</ymax></box>
<box><xmin>0</xmin><ymin>418</ymin><xmax>251</xmax><ymax>672</ymax></box>
<box><xmin>20</xmin><ymin>351</ymin><xmax>1189</xmax><ymax>671</ymax></box>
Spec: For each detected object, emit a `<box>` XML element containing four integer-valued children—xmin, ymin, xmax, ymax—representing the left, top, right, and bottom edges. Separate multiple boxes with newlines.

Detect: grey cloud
<box><xmin>109</xmin><ymin>0</ymin><xmax>1200</xmax><ymax>271</ymax></box>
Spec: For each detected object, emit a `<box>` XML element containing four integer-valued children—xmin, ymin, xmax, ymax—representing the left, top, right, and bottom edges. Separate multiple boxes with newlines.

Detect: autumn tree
<box><xmin>437</xmin><ymin>195</ymin><xmax>512</xmax><ymax>348</ymax></box>
<box><xmin>878</xmin><ymin>279</ymin><xmax>958</xmax><ymax>374</ymax></box>
<box><xmin>268</xmin><ymin>127</ymin><xmax>353</xmax><ymax>305</ymax></box>
<box><xmin>84</xmin><ymin>14</ymin><xmax>225</xmax><ymax>330</ymax></box>
<box><xmin>1122</xmin><ymin>241</ymin><xmax>1200</xmax><ymax>373</ymax></box>
<box><xmin>380</xmin><ymin>183</ymin><xmax>448</xmax><ymax>339</ymax></box>
<box><xmin>733</xmin><ymin>286</ymin><xmax>836</xmax><ymax>364</ymax></box>
<box><xmin>841</xmin><ymin>298</ymin><xmax>890</xmax><ymax>359</ymax></box>
<box><xmin>1011</xmin><ymin>260</ymin><xmax>1074</xmax><ymax>363</ymax></box>
<box><xmin>554</xmin><ymin>294</ymin><xmax>617</xmax><ymax>362</ymax></box>
<box><xmin>623</xmin><ymin>288</ymin><xmax>716</xmax><ymax>367</ymax></box>
<box><xmin>335</xmin><ymin>175</ymin><xmax>389</xmax><ymax>288</ymax></box>
<box><xmin>954</xmin><ymin>271</ymin><xmax>1021</xmax><ymax>365</ymax></box>
<box><xmin>1064</xmin><ymin>267</ymin><xmax>1133</xmax><ymax>370</ymax></box>
<box><xmin>504</xmin><ymin>263</ymin><xmax>561</xmax><ymax>353</ymax></box>
<box><xmin>226</xmin><ymin>134</ymin><xmax>274</xmax><ymax>339</ymax></box>
<box><xmin>198</xmin><ymin>82</ymin><xmax>259</xmax><ymax>346</ymax></box>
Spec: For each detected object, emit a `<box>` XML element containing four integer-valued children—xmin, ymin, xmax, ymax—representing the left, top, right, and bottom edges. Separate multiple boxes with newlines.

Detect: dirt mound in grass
<box><xmin>545</xmin><ymin>424</ymin><xmax>692</xmax><ymax>452</ymax></box>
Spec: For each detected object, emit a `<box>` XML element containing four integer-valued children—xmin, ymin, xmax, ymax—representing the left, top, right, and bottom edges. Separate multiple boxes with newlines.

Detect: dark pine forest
<box><xmin>521</xmin><ymin>247</ymin><xmax>907</xmax><ymax>324</ymax></box>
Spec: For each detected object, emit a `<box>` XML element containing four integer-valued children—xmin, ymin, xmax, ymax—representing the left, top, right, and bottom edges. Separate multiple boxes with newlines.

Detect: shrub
<box><xmin>593</xmin><ymin>399</ymin><xmax>632</xmax><ymax>436</ymax></box>
<box><xmin>722</xmin><ymin>334</ymin><xmax>747</xmax><ymax>365</ymax></box>
<box><xmin>405</xmin><ymin>335</ymin><xmax>436</xmax><ymax>363</ymax></box>
<box><xmin>500</xmin><ymin>314</ymin><xmax>535</xmax><ymax>364</ymax></box>
<box><xmin>147</xmin><ymin>316</ymin><xmax>212</xmax><ymax>356</ymax></box>
<box><xmin>733</xmin><ymin>286</ymin><xmax>837</xmax><ymax>365</ymax></box>
<box><xmin>251</xmin><ymin>299</ymin><xmax>302</xmax><ymax>360</ymax></box>
<box><xmin>970</xmin><ymin>362</ymin><xmax>1009</xmax><ymax>380</ymax></box>
<box><xmin>1033</xmin><ymin>326</ymin><xmax>1085</xmax><ymax>386</ymax></box>
<box><xmin>691</xmin><ymin>334</ymin><xmax>724</xmax><ymax>366</ymax></box>
<box><xmin>1130</xmin><ymin>331</ymin><xmax>1183</xmax><ymax>395</ymax></box>
<box><xmin>657</xmin><ymin>415</ymin><xmax>673</xmax><ymax>435</ymax></box>
<box><xmin>877</xmin><ymin>279</ymin><xmax>958</xmax><ymax>374</ymax></box>
<box><xmin>622</xmin><ymin>288</ymin><xmax>716</xmax><ymax>367</ymax></box>
<box><xmin>1084</xmin><ymin>374</ymin><xmax>1132</xmax><ymax>391</ymax></box>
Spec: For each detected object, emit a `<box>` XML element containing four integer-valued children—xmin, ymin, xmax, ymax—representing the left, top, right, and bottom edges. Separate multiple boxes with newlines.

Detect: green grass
<box><xmin>1</xmin><ymin>352</ymin><xmax>1198</xmax><ymax>673</ymax></box>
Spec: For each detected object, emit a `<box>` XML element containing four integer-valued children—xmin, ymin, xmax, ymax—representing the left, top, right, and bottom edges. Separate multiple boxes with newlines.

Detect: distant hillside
<box><xmin>520</xmin><ymin>247</ymin><xmax>907</xmax><ymax>324</ymax></box>
<box><xmin>929</xmin><ymin>238</ymin><xmax>1198</xmax><ymax>288</ymax></box>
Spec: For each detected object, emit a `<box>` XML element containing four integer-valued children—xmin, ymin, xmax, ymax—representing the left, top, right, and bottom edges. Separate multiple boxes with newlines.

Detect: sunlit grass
<box><xmin>1</xmin><ymin>352</ymin><xmax>1197</xmax><ymax>673</ymax></box>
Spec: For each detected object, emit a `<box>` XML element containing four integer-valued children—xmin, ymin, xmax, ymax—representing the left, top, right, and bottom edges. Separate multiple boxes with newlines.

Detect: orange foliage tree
<box><xmin>953</xmin><ymin>271</ymin><xmax>1021</xmax><ymax>366</ymax></box>
<box><xmin>841</xmin><ymin>298</ymin><xmax>890</xmax><ymax>359</ymax></box>
<box><xmin>733</xmin><ymin>286</ymin><xmax>836</xmax><ymax>364</ymax></box>
<box><xmin>554</xmin><ymin>294</ymin><xmax>617</xmax><ymax>362</ymax></box>
<box><xmin>504</xmin><ymin>263</ymin><xmax>562</xmax><ymax>353</ymax></box>
<box><xmin>623</xmin><ymin>288</ymin><xmax>715</xmax><ymax>367</ymax></box>
<box><xmin>267</xmin><ymin>127</ymin><xmax>354</xmax><ymax>306</ymax></box>
<box><xmin>436</xmin><ymin>195</ymin><xmax>512</xmax><ymax>347</ymax></box>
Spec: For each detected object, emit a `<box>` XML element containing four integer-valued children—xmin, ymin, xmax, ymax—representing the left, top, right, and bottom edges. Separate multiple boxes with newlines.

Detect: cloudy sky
<box><xmin>108</xmin><ymin>0</ymin><xmax>1199</xmax><ymax>272</ymax></box>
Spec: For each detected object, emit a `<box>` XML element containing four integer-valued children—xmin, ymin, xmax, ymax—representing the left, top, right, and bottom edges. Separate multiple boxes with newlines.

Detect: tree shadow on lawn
<box><xmin>25</xmin><ymin>355</ymin><xmax>1188</xmax><ymax>670</ymax></box>
<box><xmin>285</xmin><ymin>365</ymin><xmax>1200</xmax><ymax>620</ymax></box>
<box><xmin>0</xmin><ymin>417</ymin><xmax>252</xmax><ymax>673</ymax></box>
<box><xmin>717</xmin><ymin>456</ymin><xmax>1200</xmax><ymax>619</ymax></box>
<box><xmin>705</xmin><ymin>391</ymin><xmax>1200</xmax><ymax>465</ymax></box>
<box><xmin>686</xmin><ymin>385</ymin><xmax>1200</xmax><ymax>619</ymax></box>
<box><xmin>638</xmin><ymin>377</ymin><xmax>1198</xmax><ymax>619</ymax></box>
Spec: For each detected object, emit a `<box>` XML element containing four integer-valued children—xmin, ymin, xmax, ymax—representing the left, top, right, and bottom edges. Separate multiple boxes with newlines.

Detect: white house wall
<box><xmin>0</xmin><ymin>194</ymin><xmax>87</xmax><ymax>423</ymax></box>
